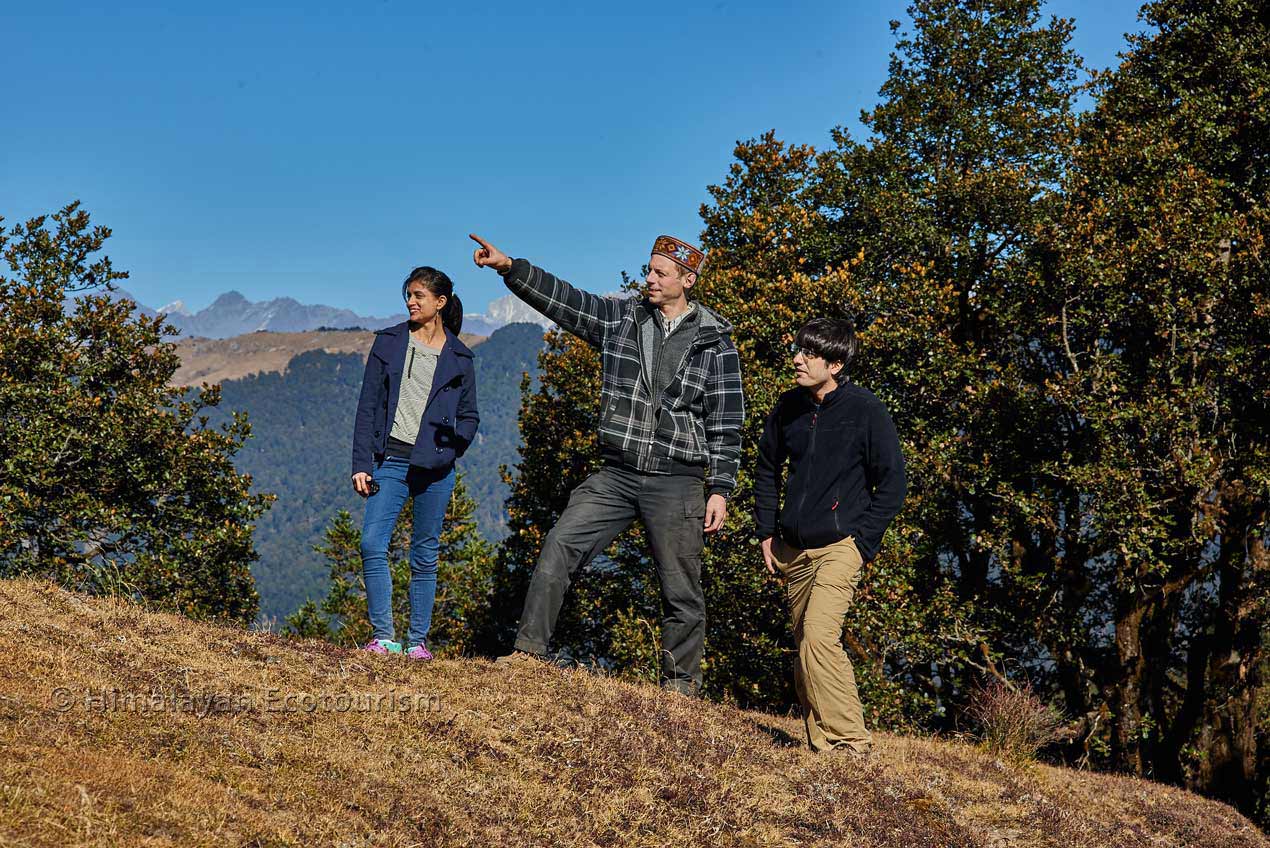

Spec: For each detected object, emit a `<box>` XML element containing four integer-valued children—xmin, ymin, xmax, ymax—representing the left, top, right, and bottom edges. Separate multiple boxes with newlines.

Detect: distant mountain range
<box><xmin>88</xmin><ymin>287</ymin><xmax>551</xmax><ymax>339</ymax></box>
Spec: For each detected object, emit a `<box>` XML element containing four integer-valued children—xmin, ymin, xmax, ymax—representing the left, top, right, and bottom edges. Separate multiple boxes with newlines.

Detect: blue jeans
<box><xmin>360</xmin><ymin>457</ymin><xmax>456</xmax><ymax>648</ymax></box>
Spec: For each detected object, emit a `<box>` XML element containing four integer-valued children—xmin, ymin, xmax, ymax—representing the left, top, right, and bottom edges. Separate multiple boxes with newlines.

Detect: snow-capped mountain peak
<box><xmin>486</xmin><ymin>293</ymin><xmax>551</xmax><ymax>327</ymax></box>
<box><xmin>118</xmin><ymin>288</ymin><xmax>554</xmax><ymax>339</ymax></box>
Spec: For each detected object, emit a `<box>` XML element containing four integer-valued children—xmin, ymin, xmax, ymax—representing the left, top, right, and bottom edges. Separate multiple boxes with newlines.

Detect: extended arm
<box><xmin>471</xmin><ymin>233</ymin><xmax>624</xmax><ymax>347</ymax></box>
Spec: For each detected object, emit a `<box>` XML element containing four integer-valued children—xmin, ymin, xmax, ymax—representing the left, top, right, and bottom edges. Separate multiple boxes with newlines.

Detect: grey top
<box><xmin>641</xmin><ymin>302</ymin><xmax>700</xmax><ymax>408</ymax></box>
<box><xmin>389</xmin><ymin>335</ymin><xmax>443</xmax><ymax>445</ymax></box>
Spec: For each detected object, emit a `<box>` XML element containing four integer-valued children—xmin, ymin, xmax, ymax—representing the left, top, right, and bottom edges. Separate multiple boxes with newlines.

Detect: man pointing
<box><xmin>471</xmin><ymin>233</ymin><xmax>745</xmax><ymax>695</ymax></box>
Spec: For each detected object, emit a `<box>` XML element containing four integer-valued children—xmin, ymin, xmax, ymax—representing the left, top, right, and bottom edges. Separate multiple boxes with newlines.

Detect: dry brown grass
<box><xmin>0</xmin><ymin>578</ymin><xmax>1263</xmax><ymax>848</ymax></box>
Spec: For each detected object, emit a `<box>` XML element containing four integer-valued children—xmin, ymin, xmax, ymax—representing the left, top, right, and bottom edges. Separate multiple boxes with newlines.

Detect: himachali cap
<box><xmin>652</xmin><ymin>235</ymin><xmax>706</xmax><ymax>276</ymax></box>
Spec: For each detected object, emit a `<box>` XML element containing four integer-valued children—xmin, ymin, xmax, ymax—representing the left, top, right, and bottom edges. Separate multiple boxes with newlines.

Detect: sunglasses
<box><xmin>788</xmin><ymin>344</ymin><xmax>824</xmax><ymax>359</ymax></box>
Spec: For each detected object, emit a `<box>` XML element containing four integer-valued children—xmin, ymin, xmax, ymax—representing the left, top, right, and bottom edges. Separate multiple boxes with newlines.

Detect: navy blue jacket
<box><xmin>350</xmin><ymin>322</ymin><xmax>479</xmax><ymax>477</ymax></box>
<box><xmin>753</xmin><ymin>382</ymin><xmax>906</xmax><ymax>562</ymax></box>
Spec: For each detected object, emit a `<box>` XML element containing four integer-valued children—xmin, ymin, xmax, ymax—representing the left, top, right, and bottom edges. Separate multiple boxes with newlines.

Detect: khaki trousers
<box><xmin>772</xmin><ymin>535</ymin><xmax>871</xmax><ymax>753</ymax></box>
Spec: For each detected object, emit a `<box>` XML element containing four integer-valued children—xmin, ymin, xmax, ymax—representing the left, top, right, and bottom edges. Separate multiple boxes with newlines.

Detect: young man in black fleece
<box><xmin>753</xmin><ymin>317</ymin><xmax>906</xmax><ymax>754</ymax></box>
<box><xmin>470</xmin><ymin>232</ymin><xmax>745</xmax><ymax>696</ymax></box>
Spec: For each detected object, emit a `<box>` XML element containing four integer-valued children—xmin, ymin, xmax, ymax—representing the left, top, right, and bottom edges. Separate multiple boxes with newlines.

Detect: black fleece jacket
<box><xmin>753</xmin><ymin>382</ymin><xmax>907</xmax><ymax>561</ymax></box>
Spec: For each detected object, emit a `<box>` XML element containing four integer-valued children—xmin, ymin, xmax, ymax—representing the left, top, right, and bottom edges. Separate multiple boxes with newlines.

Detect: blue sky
<box><xmin>2</xmin><ymin>1</ymin><xmax>1145</xmax><ymax>319</ymax></box>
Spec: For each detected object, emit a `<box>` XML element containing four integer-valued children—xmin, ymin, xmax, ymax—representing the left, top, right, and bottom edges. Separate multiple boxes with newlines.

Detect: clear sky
<box><xmin>2</xmin><ymin>1</ymin><xmax>1146</xmax><ymax>318</ymax></box>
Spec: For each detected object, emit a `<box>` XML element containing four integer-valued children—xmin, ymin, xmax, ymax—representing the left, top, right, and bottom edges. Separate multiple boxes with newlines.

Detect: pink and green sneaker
<box><xmin>362</xmin><ymin>639</ymin><xmax>402</xmax><ymax>655</ymax></box>
<box><xmin>406</xmin><ymin>644</ymin><xmax>434</xmax><ymax>661</ymax></box>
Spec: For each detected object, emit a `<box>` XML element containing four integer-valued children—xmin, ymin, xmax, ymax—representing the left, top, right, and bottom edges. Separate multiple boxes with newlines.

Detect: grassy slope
<box><xmin>0</xmin><ymin>579</ymin><xmax>1263</xmax><ymax>848</ymax></box>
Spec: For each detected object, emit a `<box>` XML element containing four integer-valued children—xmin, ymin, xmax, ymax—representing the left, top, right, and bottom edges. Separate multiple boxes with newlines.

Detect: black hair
<box><xmin>401</xmin><ymin>266</ymin><xmax>463</xmax><ymax>335</ymax></box>
<box><xmin>795</xmin><ymin>316</ymin><xmax>857</xmax><ymax>383</ymax></box>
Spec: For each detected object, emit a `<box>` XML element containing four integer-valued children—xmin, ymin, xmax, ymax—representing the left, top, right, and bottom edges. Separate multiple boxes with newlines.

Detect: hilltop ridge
<box><xmin>0</xmin><ymin>579</ymin><xmax>1263</xmax><ymax>847</ymax></box>
<box><xmin>167</xmin><ymin>328</ymin><xmax>489</xmax><ymax>388</ymax></box>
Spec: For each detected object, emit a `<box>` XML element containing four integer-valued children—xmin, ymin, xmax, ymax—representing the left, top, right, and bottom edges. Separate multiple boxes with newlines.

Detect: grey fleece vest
<box><xmin>641</xmin><ymin>304</ymin><xmax>699</xmax><ymax>410</ymax></box>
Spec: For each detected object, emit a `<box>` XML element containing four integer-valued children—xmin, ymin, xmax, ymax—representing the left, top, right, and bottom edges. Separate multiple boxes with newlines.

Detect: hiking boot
<box><xmin>661</xmin><ymin>679</ymin><xmax>701</xmax><ymax>698</ymax></box>
<box><xmin>494</xmin><ymin>649</ymin><xmax>547</xmax><ymax>667</ymax></box>
<box><xmin>406</xmin><ymin>644</ymin><xmax>434</xmax><ymax>661</ymax></box>
<box><xmin>829</xmin><ymin>744</ymin><xmax>876</xmax><ymax>764</ymax></box>
<box><xmin>362</xmin><ymin>638</ymin><xmax>402</xmax><ymax>655</ymax></box>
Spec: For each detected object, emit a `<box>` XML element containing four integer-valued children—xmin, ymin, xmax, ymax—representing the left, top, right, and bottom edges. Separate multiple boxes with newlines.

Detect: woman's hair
<box><xmin>795</xmin><ymin>316</ymin><xmax>857</xmax><ymax>383</ymax></box>
<box><xmin>401</xmin><ymin>266</ymin><xmax>463</xmax><ymax>335</ymax></box>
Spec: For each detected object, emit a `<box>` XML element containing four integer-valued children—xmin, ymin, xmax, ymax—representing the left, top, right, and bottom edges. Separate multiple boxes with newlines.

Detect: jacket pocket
<box><xmin>688</xmin><ymin>416</ymin><xmax>707</xmax><ymax>458</ymax></box>
<box><xmin>831</xmin><ymin>479</ymin><xmax>848</xmax><ymax>537</ymax></box>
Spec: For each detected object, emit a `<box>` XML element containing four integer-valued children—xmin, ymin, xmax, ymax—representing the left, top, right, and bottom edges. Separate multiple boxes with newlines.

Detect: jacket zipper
<box><xmin>794</xmin><ymin>404</ymin><xmax>820</xmax><ymax>547</ymax></box>
<box><xmin>662</xmin><ymin>332</ymin><xmax>708</xmax><ymax>456</ymax></box>
<box><xmin>639</xmin><ymin>316</ymin><xmax>701</xmax><ymax>468</ymax></box>
<box><xmin>649</xmin><ymin>317</ymin><xmax>690</xmax><ymax>411</ymax></box>
<box><xmin>633</xmin><ymin>314</ymin><xmax>655</xmax><ymax>467</ymax></box>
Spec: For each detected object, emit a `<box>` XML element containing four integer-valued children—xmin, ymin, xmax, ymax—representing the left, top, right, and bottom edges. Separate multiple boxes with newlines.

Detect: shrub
<box><xmin>968</xmin><ymin>679</ymin><xmax>1065</xmax><ymax>762</ymax></box>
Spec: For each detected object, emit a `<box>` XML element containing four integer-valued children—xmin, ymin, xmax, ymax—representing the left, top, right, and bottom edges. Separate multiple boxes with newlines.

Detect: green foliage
<box><xmin>466</xmin><ymin>322</ymin><xmax>545</xmax><ymax>535</ymax></box>
<box><xmin>808</xmin><ymin>0</ymin><xmax>1084</xmax><ymax>682</ymax></box>
<box><xmin>483</xmin><ymin>11</ymin><xmax>1270</xmax><ymax>830</ymax></box>
<box><xmin>285</xmin><ymin>475</ymin><xmax>495</xmax><ymax>657</ymax></box>
<box><xmin>695</xmin><ymin>0</ymin><xmax>1270</xmax><ymax>821</ymax></box>
<box><xmin>0</xmin><ymin>203</ymin><xmax>272</xmax><ymax>623</ymax></box>
<box><xmin>1022</xmin><ymin>0</ymin><xmax>1270</xmax><ymax>808</ymax></box>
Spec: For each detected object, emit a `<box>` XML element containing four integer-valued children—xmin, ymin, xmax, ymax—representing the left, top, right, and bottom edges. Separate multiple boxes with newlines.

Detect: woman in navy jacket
<box><xmin>350</xmin><ymin>266</ymin><xmax>479</xmax><ymax>660</ymax></box>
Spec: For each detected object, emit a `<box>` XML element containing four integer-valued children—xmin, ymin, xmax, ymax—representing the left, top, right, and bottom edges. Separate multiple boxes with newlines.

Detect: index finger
<box><xmin>468</xmin><ymin>233</ymin><xmax>493</xmax><ymax>251</ymax></box>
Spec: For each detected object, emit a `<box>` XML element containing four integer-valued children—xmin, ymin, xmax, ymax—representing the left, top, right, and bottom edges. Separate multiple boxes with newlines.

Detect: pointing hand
<box><xmin>470</xmin><ymin>233</ymin><xmax>513</xmax><ymax>274</ymax></box>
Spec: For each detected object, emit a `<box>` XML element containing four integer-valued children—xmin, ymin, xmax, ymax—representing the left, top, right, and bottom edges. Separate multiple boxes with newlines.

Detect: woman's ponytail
<box><xmin>440</xmin><ymin>293</ymin><xmax>463</xmax><ymax>336</ymax></box>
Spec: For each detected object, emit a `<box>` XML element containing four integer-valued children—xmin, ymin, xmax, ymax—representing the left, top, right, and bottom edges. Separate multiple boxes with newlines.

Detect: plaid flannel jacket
<box><xmin>503</xmin><ymin>258</ymin><xmax>745</xmax><ymax>496</ymax></box>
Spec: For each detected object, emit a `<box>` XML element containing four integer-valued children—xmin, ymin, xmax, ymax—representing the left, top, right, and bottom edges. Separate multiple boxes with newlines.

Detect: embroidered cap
<box><xmin>652</xmin><ymin>235</ymin><xmax>706</xmax><ymax>276</ymax></box>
